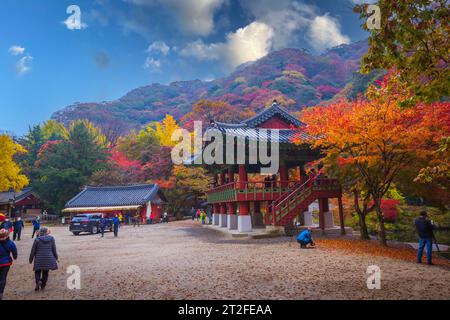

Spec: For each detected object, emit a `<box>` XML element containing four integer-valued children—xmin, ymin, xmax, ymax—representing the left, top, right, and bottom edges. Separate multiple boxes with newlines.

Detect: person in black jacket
<box><xmin>13</xmin><ymin>217</ymin><xmax>24</xmax><ymax>241</ymax></box>
<box><xmin>414</xmin><ymin>211</ymin><xmax>435</xmax><ymax>265</ymax></box>
<box><xmin>29</xmin><ymin>227</ymin><xmax>58</xmax><ymax>291</ymax></box>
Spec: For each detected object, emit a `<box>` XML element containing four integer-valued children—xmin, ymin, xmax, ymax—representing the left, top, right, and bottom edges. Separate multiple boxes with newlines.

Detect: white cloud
<box><xmin>16</xmin><ymin>55</ymin><xmax>33</xmax><ymax>75</ymax></box>
<box><xmin>308</xmin><ymin>15</ymin><xmax>350</xmax><ymax>51</ymax></box>
<box><xmin>144</xmin><ymin>56</ymin><xmax>161</xmax><ymax>69</ymax></box>
<box><xmin>147</xmin><ymin>41</ymin><xmax>170</xmax><ymax>56</ymax></box>
<box><xmin>180</xmin><ymin>21</ymin><xmax>274</xmax><ymax>70</ymax></box>
<box><xmin>240</xmin><ymin>0</ymin><xmax>351</xmax><ymax>53</ymax></box>
<box><xmin>125</xmin><ymin>0</ymin><xmax>225</xmax><ymax>36</ymax></box>
<box><xmin>8</xmin><ymin>45</ymin><xmax>25</xmax><ymax>56</ymax></box>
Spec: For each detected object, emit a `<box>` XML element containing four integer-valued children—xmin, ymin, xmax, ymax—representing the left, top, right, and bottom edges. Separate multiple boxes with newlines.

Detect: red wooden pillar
<box><xmin>318</xmin><ymin>198</ymin><xmax>329</xmax><ymax>230</ymax></box>
<box><xmin>219</xmin><ymin>172</ymin><xmax>225</xmax><ymax>185</ymax></box>
<box><xmin>213</xmin><ymin>204</ymin><xmax>220</xmax><ymax>214</ymax></box>
<box><xmin>227</xmin><ymin>202</ymin><xmax>236</xmax><ymax>214</ymax></box>
<box><xmin>239</xmin><ymin>202</ymin><xmax>249</xmax><ymax>215</ymax></box>
<box><xmin>298</xmin><ymin>164</ymin><xmax>307</xmax><ymax>184</ymax></box>
<box><xmin>338</xmin><ymin>196</ymin><xmax>345</xmax><ymax>235</ymax></box>
<box><xmin>238</xmin><ymin>164</ymin><xmax>247</xmax><ymax>189</ymax></box>
<box><xmin>220</xmin><ymin>203</ymin><xmax>227</xmax><ymax>214</ymax></box>
<box><xmin>280</xmin><ymin>164</ymin><xmax>288</xmax><ymax>188</ymax></box>
<box><xmin>227</xmin><ymin>167</ymin><xmax>234</xmax><ymax>183</ymax></box>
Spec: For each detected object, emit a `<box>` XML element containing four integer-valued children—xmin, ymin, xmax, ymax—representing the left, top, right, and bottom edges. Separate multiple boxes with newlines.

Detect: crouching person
<box><xmin>297</xmin><ymin>228</ymin><xmax>315</xmax><ymax>249</ymax></box>
<box><xmin>29</xmin><ymin>227</ymin><xmax>58</xmax><ymax>291</ymax></box>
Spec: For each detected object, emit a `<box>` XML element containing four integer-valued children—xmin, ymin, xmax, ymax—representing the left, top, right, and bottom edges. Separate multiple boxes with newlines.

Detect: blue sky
<box><xmin>0</xmin><ymin>0</ymin><xmax>370</xmax><ymax>135</ymax></box>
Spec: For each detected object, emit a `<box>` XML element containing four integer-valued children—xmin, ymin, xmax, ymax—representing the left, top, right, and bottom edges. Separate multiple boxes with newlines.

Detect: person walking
<box><xmin>196</xmin><ymin>209</ymin><xmax>201</xmax><ymax>222</ymax></box>
<box><xmin>163</xmin><ymin>211</ymin><xmax>168</xmax><ymax>223</ymax></box>
<box><xmin>112</xmin><ymin>214</ymin><xmax>120</xmax><ymax>237</ymax></box>
<box><xmin>190</xmin><ymin>207</ymin><xmax>196</xmax><ymax>221</ymax></box>
<box><xmin>0</xmin><ymin>229</ymin><xmax>18</xmax><ymax>300</ymax></box>
<box><xmin>100</xmin><ymin>214</ymin><xmax>108</xmax><ymax>238</ymax></box>
<box><xmin>133</xmin><ymin>212</ymin><xmax>141</xmax><ymax>227</ymax></box>
<box><xmin>415</xmin><ymin>211</ymin><xmax>436</xmax><ymax>265</ymax></box>
<box><xmin>149</xmin><ymin>212</ymin><xmax>154</xmax><ymax>224</ymax></box>
<box><xmin>200</xmin><ymin>210</ymin><xmax>206</xmax><ymax>225</ymax></box>
<box><xmin>13</xmin><ymin>217</ymin><xmax>24</xmax><ymax>241</ymax></box>
<box><xmin>31</xmin><ymin>216</ymin><xmax>41</xmax><ymax>238</ymax></box>
<box><xmin>29</xmin><ymin>227</ymin><xmax>58</xmax><ymax>291</ymax></box>
<box><xmin>297</xmin><ymin>228</ymin><xmax>315</xmax><ymax>249</ymax></box>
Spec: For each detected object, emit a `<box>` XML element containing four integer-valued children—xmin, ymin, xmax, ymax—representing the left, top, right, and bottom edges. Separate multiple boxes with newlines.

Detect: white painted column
<box><xmin>219</xmin><ymin>214</ymin><xmax>227</xmax><ymax>227</ymax></box>
<box><xmin>212</xmin><ymin>213</ymin><xmax>219</xmax><ymax>225</ymax></box>
<box><xmin>238</xmin><ymin>216</ymin><xmax>252</xmax><ymax>232</ymax></box>
<box><xmin>303</xmin><ymin>211</ymin><xmax>314</xmax><ymax>226</ymax></box>
<box><xmin>324</xmin><ymin>212</ymin><xmax>334</xmax><ymax>228</ymax></box>
<box><xmin>227</xmin><ymin>214</ymin><xmax>238</xmax><ymax>230</ymax></box>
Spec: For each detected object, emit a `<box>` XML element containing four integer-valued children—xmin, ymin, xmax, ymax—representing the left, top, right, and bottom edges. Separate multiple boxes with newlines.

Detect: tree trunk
<box><xmin>358</xmin><ymin>214</ymin><xmax>370</xmax><ymax>240</ymax></box>
<box><xmin>374</xmin><ymin>199</ymin><xmax>387</xmax><ymax>246</ymax></box>
<box><xmin>353</xmin><ymin>190</ymin><xmax>370</xmax><ymax>240</ymax></box>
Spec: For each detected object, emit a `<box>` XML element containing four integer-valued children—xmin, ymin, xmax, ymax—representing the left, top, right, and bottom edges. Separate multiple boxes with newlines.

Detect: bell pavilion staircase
<box><xmin>266</xmin><ymin>178</ymin><xmax>341</xmax><ymax>226</ymax></box>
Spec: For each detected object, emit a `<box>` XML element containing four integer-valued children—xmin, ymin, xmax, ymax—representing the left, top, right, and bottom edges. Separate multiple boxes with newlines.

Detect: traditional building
<box><xmin>0</xmin><ymin>188</ymin><xmax>42</xmax><ymax>219</ymax></box>
<box><xmin>187</xmin><ymin>102</ymin><xmax>346</xmax><ymax>234</ymax></box>
<box><xmin>62</xmin><ymin>184</ymin><xmax>167</xmax><ymax>223</ymax></box>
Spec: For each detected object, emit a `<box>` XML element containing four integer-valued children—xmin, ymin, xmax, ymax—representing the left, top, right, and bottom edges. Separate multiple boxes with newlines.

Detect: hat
<box><xmin>0</xmin><ymin>229</ymin><xmax>9</xmax><ymax>240</ymax></box>
<box><xmin>420</xmin><ymin>211</ymin><xmax>428</xmax><ymax>217</ymax></box>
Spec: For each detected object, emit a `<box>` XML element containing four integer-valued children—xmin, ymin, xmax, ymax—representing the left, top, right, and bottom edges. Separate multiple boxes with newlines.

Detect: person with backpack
<box><xmin>414</xmin><ymin>211</ymin><xmax>436</xmax><ymax>265</ymax></box>
<box><xmin>31</xmin><ymin>216</ymin><xmax>41</xmax><ymax>238</ymax></box>
<box><xmin>29</xmin><ymin>227</ymin><xmax>58</xmax><ymax>291</ymax></box>
<box><xmin>13</xmin><ymin>217</ymin><xmax>24</xmax><ymax>241</ymax></box>
<box><xmin>0</xmin><ymin>229</ymin><xmax>18</xmax><ymax>300</ymax></box>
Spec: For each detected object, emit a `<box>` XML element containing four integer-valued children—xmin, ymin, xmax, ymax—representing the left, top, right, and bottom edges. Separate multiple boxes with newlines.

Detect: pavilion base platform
<box><xmin>212</xmin><ymin>213</ymin><xmax>219</xmax><ymax>225</ymax></box>
<box><xmin>238</xmin><ymin>216</ymin><xmax>252</xmax><ymax>232</ymax></box>
<box><xmin>227</xmin><ymin>214</ymin><xmax>238</xmax><ymax>230</ymax></box>
<box><xmin>203</xmin><ymin>223</ymin><xmax>353</xmax><ymax>239</ymax></box>
<box><xmin>219</xmin><ymin>214</ymin><xmax>227</xmax><ymax>227</ymax></box>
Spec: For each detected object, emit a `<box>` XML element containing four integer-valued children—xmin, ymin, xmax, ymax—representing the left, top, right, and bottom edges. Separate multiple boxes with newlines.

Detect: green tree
<box><xmin>355</xmin><ymin>0</ymin><xmax>449</xmax><ymax>103</ymax></box>
<box><xmin>17</xmin><ymin>125</ymin><xmax>44</xmax><ymax>181</ymax></box>
<box><xmin>34</xmin><ymin>120</ymin><xmax>108</xmax><ymax>212</ymax></box>
<box><xmin>42</xmin><ymin>120</ymin><xmax>69</xmax><ymax>141</ymax></box>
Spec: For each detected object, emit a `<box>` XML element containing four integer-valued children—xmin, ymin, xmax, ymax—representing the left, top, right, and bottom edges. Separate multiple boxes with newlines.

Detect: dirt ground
<box><xmin>4</xmin><ymin>220</ymin><xmax>450</xmax><ymax>300</ymax></box>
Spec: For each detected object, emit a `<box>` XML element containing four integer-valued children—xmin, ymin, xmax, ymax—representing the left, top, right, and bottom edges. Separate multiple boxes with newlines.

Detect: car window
<box><xmin>72</xmin><ymin>215</ymin><xmax>87</xmax><ymax>221</ymax></box>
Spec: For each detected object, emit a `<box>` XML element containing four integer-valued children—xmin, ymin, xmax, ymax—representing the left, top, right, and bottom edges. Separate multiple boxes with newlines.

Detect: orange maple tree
<box><xmin>297</xmin><ymin>79</ymin><xmax>450</xmax><ymax>246</ymax></box>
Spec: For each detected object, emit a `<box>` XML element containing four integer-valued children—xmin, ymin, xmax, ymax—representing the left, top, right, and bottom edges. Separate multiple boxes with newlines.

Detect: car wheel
<box><xmin>73</xmin><ymin>232</ymin><xmax>80</xmax><ymax>236</ymax></box>
<box><xmin>91</xmin><ymin>226</ymin><xmax>98</xmax><ymax>234</ymax></box>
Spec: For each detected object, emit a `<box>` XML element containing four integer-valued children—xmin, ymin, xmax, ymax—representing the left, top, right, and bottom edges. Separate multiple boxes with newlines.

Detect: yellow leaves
<box><xmin>0</xmin><ymin>134</ymin><xmax>29</xmax><ymax>192</ymax></box>
<box><xmin>141</xmin><ymin>114</ymin><xmax>180</xmax><ymax>147</ymax></box>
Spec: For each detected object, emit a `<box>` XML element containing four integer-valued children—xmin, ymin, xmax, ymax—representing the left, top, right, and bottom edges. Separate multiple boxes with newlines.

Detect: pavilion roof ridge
<box><xmin>211</xmin><ymin>102</ymin><xmax>304</xmax><ymax>129</ymax></box>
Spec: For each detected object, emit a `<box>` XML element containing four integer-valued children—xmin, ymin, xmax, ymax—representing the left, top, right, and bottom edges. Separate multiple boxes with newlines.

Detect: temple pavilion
<box><xmin>187</xmin><ymin>101</ymin><xmax>346</xmax><ymax>234</ymax></box>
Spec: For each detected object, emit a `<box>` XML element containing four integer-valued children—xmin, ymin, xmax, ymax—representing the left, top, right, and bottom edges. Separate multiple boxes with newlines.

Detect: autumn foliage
<box><xmin>298</xmin><ymin>76</ymin><xmax>450</xmax><ymax>245</ymax></box>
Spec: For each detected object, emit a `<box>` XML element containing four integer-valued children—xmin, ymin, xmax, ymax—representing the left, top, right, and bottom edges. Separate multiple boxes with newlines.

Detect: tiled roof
<box><xmin>210</xmin><ymin>127</ymin><xmax>310</xmax><ymax>144</ymax></box>
<box><xmin>65</xmin><ymin>184</ymin><xmax>166</xmax><ymax>208</ymax></box>
<box><xmin>212</xmin><ymin>102</ymin><xmax>304</xmax><ymax>129</ymax></box>
<box><xmin>0</xmin><ymin>187</ymin><xmax>36</xmax><ymax>204</ymax></box>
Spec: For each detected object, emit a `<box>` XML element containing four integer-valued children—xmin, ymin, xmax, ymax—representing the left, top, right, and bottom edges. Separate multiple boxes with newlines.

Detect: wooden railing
<box><xmin>206</xmin><ymin>180</ymin><xmax>300</xmax><ymax>203</ymax></box>
<box><xmin>269</xmin><ymin>178</ymin><xmax>341</xmax><ymax>226</ymax></box>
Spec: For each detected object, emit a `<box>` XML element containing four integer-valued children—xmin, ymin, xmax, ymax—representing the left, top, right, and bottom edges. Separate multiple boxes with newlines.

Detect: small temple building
<box><xmin>0</xmin><ymin>187</ymin><xmax>42</xmax><ymax>219</ymax></box>
<box><xmin>187</xmin><ymin>101</ymin><xmax>346</xmax><ymax>234</ymax></box>
<box><xmin>63</xmin><ymin>184</ymin><xmax>167</xmax><ymax>223</ymax></box>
